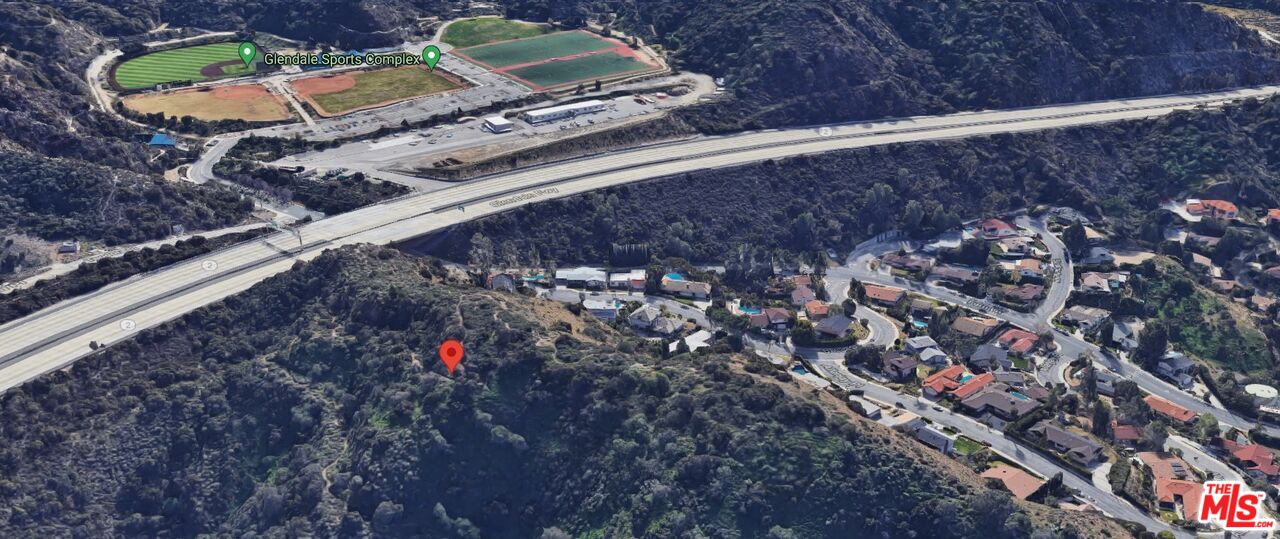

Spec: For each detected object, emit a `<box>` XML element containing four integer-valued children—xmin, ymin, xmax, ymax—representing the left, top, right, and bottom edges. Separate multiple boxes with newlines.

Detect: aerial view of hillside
<box><xmin>9</xmin><ymin>0</ymin><xmax>1280</xmax><ymax>537</ymax></box>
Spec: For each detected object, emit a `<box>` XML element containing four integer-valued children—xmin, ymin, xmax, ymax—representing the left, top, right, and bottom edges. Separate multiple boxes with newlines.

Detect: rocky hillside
<box><xmin>0</xmin><ymin>246</ymin><xmax>1126</xmax><ymax>537</ymax></box>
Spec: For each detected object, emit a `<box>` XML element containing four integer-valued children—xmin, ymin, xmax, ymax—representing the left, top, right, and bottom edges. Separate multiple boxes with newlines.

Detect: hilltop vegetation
<box><xmin>0</xmin><ymin>142</ymin><xmax>252</xmax><ymax>244</ymax></box>
<box><xmin>436</xmin><ymin>94</ymin><xmax>1280</xmax><ymax>271</ymax></box>
<box><xmin>0</xmin><ymin>246</ymin><xmax>1119</xmax><ymax>537</ymax></box>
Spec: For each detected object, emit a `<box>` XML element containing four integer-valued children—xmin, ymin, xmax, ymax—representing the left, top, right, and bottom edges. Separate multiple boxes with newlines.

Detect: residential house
<box><xmin>1157</xmin><ymin>352</ymin><xmax>1196</xmax><ymax>390</ymax></box>
<box><xmin>790</xmin><ymin>285</ymin><xmax>817</xmax><ymax>306</ymax></box>
<box><xmin>1219</xmin><ymin>438</ymin><xmax>1280</xmax><ymax>482</ymax></box>
<box><xmin>629</xmin><ymin>305</ymin><xmax>679</xmax><ymax>335</ymax></box>
<box><xmin>1111</xmin><ymin>317</ymin><xmax>1144</xmax><ymax>351</ymax></box>
<box><xmin>979</xmin><ymin>218</ymin><xmax>1018</xmax><ymax>240</ymax></box>
<box><xmin>1094</xmin><ymin>369</ymin><xmax>1119</xmax><ymax>397</ymax></box>
<box><xmin>918</xmin><ymin>348</ymin><xmax>950</xmax><ymax>368</ymax></box>
<box><xmin>996</xmin><ymin>328</ymin><xmax>1040</xmax><ymax>355</ymax></box>
<box><xmin>1016</xmin><ymin>258</ymin><xmax>1045</xmax><ymax>281</ymax></box>
<box><xmin>981</xmin><ymin>467</ymin><xmax>1044</xmax><ymax>500</ymax></box>
<box><xmin>1264</xmin><ymin>208</ymin><xmax>1280</xmax><ymax>227</ymax></box>
<box><xmin>997</xmin><ymin>236</ymin><xmax>1035</xmax><ymax>257</ymax></box>
<box><xmin>910</xmin><ymin>299</ymin><xmax>937</xmax><ymax>317</ymax></box>
<box><xmin>804</xmin><ymin>300</ymin><xmax>830</xmax><ymax>320</ymax></box>
<box><xmin>914</xmin><ymin>426</ymin><xmax>954</xmax><ymax>454</ymax></box>
<box><xmin>882</xmin><ymin>351</ymin><xmax>919</xmax><ymax>382</ymax></box>
<box><xmin>668</xmin><ymin>329</ymin><xmax>712</xmax><ymax>353</ymax></box>
<box><xmin>863</xmin><ymin>284</ymin><xmax>906</xmax><ymax>307</ymax></box>
<box><xmin>485</xmin><ymin>272</ymin><xmax>520</xmax><ymax>293</ymax></box>
<box><xmin>881</xmin><ymin>252</ymin><xmax>934</xmax><ymax>273</ymax></box>
<box><xmin>922</xmin><ymin>365</ymin><xmax>966</xmax><ymax>398</ymax></box>
<box><xmin>1079</xmin><ymin>271</ymin><xmax>1126</xmax><ymax>294</ymax></box>
<box><xmin>583</xmin><ymin>299</ymin><xmax>620</xmax><ymax>321</ymax></box>
<box><xmin>1210</xmin><ymin>278</ymin><xmax>1237</xmax><ymax>293</ymax></box>
<box><xmin>1190</xmin><ymin>253</ymin><xmax>1218</xmax><ymax>277</ymax></box>
<box><xmin>961</xmin><ymin>386</ymin><xmax>1038</xmax><ymax>422</ymax></box>
<box><xmin>882</xmin><ymin>410</ymin><xmax>927</xmax><ymax>434</ymax></box>
<box><xmin>1000</xmin><ymin>283</ymin><xmax>1044</xmax><ymax>304</ymax></box>
<box><xmin>992</xmin><ymin>368</ymin><xmax>1025</xmax><ymax>387</ymax></box>
<box><xmin>970</xmin><ymin>344</ymin><xmax>1012</xmax><ymax>371</ymax></box>
<box><xmin>952</xmin><ymin>316</ymin><xmax>999</xmax><ymax>338</ymax></box>
<box><xmin>556</xmin><ymin>267</ymin><xmax>607</xmax><ymax>289</ymax></box>
<box><xmin>749</xmin><ymin>307</ymin><xmax>792</xmax><ymax>332</ymax></box>
<box><xmin>661</xmin><ymin>276</ymin><xmax>712</xmax><ymax>299</ymax></box>
<box><xmin>1029</xmin><ymin>420</ymin><xmax>1103</xmax><ymax>466</ymax></box>
<box><xmin>1057</xmin><ymin>305</ymin><xmax>1111</xmax><ymax>334</ymax></box>
<box><xmin>847</xmin><ymin>396</ymin><xmax>882</xmax><ymax>420</ymax></box>
<box><xmin>1187</xmin><ymin>233</ymin><xmax>1222</xmax><ymax>248</ymax></box>
<box><xmin>951</xmin><ymin>372</ymin><xmax>995</xmax><ymax>401</ymax></box>
<box><xmin>1079</xmin><ymin>247</ymin><xmax>1115</xmax><ymax>266</ymax></box>
<box><xmin>1111</xmin><ymin>422</ymin><xmax>1141</xmax><ymax>449</ymax></box>
<box><xmin>1145</xmin><ymin>395</ymin><xmax>1197</xmax><ymax>424</ymax></box>
<box><xmin>1251</xmin><ymin>294</ymin><xmax>1277</xmax><ymax>313</ymax></box>
<box><xmin>57</xmin><ymin>241</ymin><xmax>79</xmax><ymax>254</ymax></box>
<box><xmin>608</xmin><ymin>269</ymin><xmax>647</xmax><ymax>290</ymax></box>
<box><xmin>1138</xmin><ymin>452</ymin><xmax>1203</xmax><ymax>521</ymax></box>
<box><xmin>1265</xmin><ymin>266</ymin><xmax>1280</xmax><ymax>282</ymax></box>
<box><xmin>931</xmin><ymin>264</ymin><xmax>982</xmax><ymax>287</ymax></box>
<box><xmin>815</xmin><ymin>315</ymin><xmax>855</xmax><ymax>339</ymax></box>
<box><xmin>905</xmin><ymin>336</ymin><xmax>940</xmax><ymax>354</ymax></box>
<box><xmin>1187</xmin><ymin>199</ymin><xmax>1239</xmax><ymax>220</ymax></box>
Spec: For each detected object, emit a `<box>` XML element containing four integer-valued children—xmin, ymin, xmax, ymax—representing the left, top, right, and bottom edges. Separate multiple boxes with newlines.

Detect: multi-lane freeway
<box><xmin>4</xmin><ymin>85</ymin><xmax>1280</xmax><ymax>398</ymax></box>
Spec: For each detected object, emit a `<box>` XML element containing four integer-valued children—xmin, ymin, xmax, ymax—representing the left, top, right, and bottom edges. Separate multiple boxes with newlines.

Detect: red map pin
<box><xmin>439</xmin><ymin>339</ymin><xmax>464</xmax><ymax>375</ymax></box>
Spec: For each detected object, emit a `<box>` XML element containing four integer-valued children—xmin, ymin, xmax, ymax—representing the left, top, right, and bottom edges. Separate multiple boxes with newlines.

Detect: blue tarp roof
<box><xmin>148</xmin><ymin>133</ymin><xmax>177</xmax><ymax>146</ymax></box>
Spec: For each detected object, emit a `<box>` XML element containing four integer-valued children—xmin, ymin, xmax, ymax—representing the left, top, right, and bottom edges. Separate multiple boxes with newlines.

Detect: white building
<box><xmin>482</xmin><ymin>116</ymin><xmax>513</xmax><ymax>133</ymax></box>
<box><xmin>522</xmin><ymin>100</ymin><xmax>606</xmax><ymax>124</ymax></box>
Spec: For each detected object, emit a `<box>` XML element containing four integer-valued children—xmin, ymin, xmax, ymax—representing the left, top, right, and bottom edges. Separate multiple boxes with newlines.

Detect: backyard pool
<box><xmin>740</xmin><ymin>306</ymin><xmax>762</xmax><ymax>315</ymax></box>
<box><xmin>665</xmin><ymin>272</ymin><xmax>685</xmax><ymax>281</ymax></box>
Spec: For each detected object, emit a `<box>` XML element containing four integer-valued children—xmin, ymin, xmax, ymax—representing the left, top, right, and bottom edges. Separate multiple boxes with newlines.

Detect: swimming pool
<box><xmin>1010</xmin><ymin>391</ymin><xmax>1030</xmax><ymax>401</ymax></box>
<box><xmin>911</xmin><ymin>320</ymin><xmax>928</xmax><ymax>329</ymax></box>
<box><xmin>665</xmin><ymin>272</ymin><xmax>685</xmax><ymax>281</ymax></box>
<box><xmin>958</xmin><ymin>374</ymin><xmax>973</xmax><ymax>383</ymax></box>
<box><xmin>739</xmin><ymin>306</ymin><xmax>762</xmax><ymax>315</ymax></box>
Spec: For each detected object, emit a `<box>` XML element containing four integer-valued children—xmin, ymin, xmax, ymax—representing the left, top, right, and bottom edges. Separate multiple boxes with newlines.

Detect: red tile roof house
<box><xmin>1111</xmin><ymin>422</ymin><xmax>1142</xmax><ymax>449</ymax></box>
<box><xmin>922</xmin><ymin>365</ymin><xmax>966</xmax><ymax>398</ymax></box>
<box><xmin>996</xmin><ymin>328</ymin><xmax>1039</xmax><ymax>355</ymax></box>
<box><xmin>1139</xmin><ymin>452</ymin><xmax>1204</xmax><ymax>522</ymax></box>
<box><xmin>863</xmin><ymin>284</ymin><xmax>906</xmax><ymax>307</ymax></box>
<box><xmin>804</xmin><ymin>300</ymin><xmax>830</xmax><ymax>320</ymax></box>
<box><xmin>1187</xmin><ymin>199</ymin><xmax>1239</xmax><ymax>220</ymax></box>
<box><xmin>979</xmin><ymin>218</ymin><xmax>1018</xmax><ymax>240</ymax></box>
<box><xmin>949</xmin><ymin>372</ymin><xmax>995</xmax><ymax>401</ymax></box>
<box><xmin>981</xmin><ymin>467</ymin><xmax>1044</xmax><ymax>500</ymax></box>
<box><xmin>1219</xmin><ymin>438</ymin><xmax>1280</xmax><ymax>482</ymax></box>
<box><xmin>1144</xmin><ymin>395</ymin><xmax>1197</xmax><ymax>424</ymax></box>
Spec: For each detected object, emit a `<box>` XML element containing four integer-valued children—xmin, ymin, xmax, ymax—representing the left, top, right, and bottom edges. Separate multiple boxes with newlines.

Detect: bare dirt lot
<box><xmin>122</xmin><ymin>84</ymin><xmax>291</xmax><ymax>122</ymax></box>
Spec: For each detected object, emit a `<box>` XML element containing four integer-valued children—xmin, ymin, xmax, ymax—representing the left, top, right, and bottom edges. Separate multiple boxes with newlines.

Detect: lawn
<box><xmin>114</xmin><ymin>42</ymin><xmax>261</xmax><ymax>89</ymax></box>
<box><xmin>456</xmin><ymin>31</ymin><xmax>615</xmax><ymax>68</ymax></box>
<box><xmin>954</xmin><ymin>436</ymin><xmax>984</xmax><ymax>456</ymax></box>
<box><xmin>505</xmin><ymin>51</ymin><xmax>655</xmax><ymax>88</ymax></box>
<box><xmin>442</xmin><ymin>18</ymin><xmax>549</xmax><ymax>48</ymax></box>
<box><xmin>303</xmin><ymin>67</ymin><xmax>462</xmax><ymax>116</ymax></box>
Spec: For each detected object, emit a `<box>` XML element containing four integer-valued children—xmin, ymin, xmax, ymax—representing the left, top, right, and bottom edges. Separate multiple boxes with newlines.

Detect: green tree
<box><xmin>1062</xmin><ymin>222</ymin><xmax>1088</xmax><ymax>256</ymax></box>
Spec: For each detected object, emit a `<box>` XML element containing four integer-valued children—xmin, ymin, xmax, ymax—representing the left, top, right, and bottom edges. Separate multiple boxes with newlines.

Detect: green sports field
<box><xmin>113</xmin><ymin>42</ymin><xmax>262</xmax><ymax>90</ymax></box>
<box><xmin>456</xmin><ymin>31</ymin><xmax>614</xmax><ymax>68</ymax></box>
<box><xmin>441</xmin><ymin>18</ymin><xmax>549</xmax><ymax>48</ymax></box>
<box><xmin>506</xmin><ymin>52</ymin><xmax>655</xmax><ymax>88</ymax></box>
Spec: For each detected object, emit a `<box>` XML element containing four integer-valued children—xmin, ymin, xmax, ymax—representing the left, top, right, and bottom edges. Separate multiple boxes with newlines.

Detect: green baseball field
<box><xmin>455</xmin><ymin>31</ymin><xmax>615</xmax><ymax>68</ymax></box>
<box><xmin>506</xmin><ymin>53</ymin><xmax>655</xmax><ymax>88</ymax></box>
<box><xmin>113</xmin><ymin>42</ymin><xmax>262</xmax><ymax>90</ymax></box>
<box><xmin>440</xmin><ymin>17</ymin><xmax>549</xmax><ymax>48</ymax></box>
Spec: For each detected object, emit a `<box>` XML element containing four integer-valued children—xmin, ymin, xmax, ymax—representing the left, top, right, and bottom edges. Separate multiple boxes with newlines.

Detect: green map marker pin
<box><xmin>422</xmin><ymin>45</ymin><xmax>442</xmax><ymax>70</ymax></box>
<box><xmin>238</xmin><ymin>41</ymin><xmax>258</xmax><ymax>68</ymax></box>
